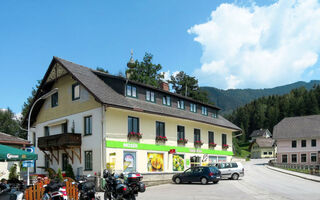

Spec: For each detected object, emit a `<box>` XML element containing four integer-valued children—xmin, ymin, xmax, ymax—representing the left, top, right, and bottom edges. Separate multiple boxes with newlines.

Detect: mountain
<box><xmin>201</xmin><ymin>80</ymin><xmax>320</xmax><ymax>114</ymax></box>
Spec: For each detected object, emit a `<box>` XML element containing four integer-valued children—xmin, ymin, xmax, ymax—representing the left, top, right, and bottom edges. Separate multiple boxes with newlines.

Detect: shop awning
<box><xmin>0</xmin><ymin>144</ymin><xmax>38</xmax><ymax>162</ymax></box>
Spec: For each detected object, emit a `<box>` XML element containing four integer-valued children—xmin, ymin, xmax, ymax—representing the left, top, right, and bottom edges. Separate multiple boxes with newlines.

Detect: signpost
<box><xmin>23</xmin><ymin>147</ymin><xmax>35</xmax><ymax>168</ymax></box>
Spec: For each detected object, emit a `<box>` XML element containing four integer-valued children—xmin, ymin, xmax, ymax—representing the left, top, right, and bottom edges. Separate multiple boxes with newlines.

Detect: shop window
<box><xmin>208</xmin><ymin>131</ymin><xmax>214</xmax><ymax>143</ymax></box>
<box><xmin>51</xmin><ymin>92</ymin><xmax>58</xmax><ymax>107</ymax></box>
<box><xmin>123</xmin><ymin>151</ymin><xmax>136</xmax><ymax>172</ymax></box>
<box><xmin>85</xmin><ymin>151</ymin><xmax>93</xmax><ymax>171</ymax></box>
<box><xmin>72</xmin><ymin>83</ymin><xmax>80</xmax><ymax>100</ymax></box>
<box><xmin>201</xmin><ymin>106</ymin><xmax>208</xmax><ymax>115</ymax></box>
<box><xmin>177</xmin><ymin>126</ymin><xmax>185</xmax><ymax>140</ymax></box>
<box><xmin>311</xmin><ymin>139</ymin><xmax>317</xmax><ymax>147</ymax></box>
<box><xmin>263</xmin><ymin>152</ymin><xmax>267</xmax><ymax>155</ymax></box>
<box><xmin>311</xmin><ymin>153</ymin><xmax>317</xmax><ymax>162</ymax></box>
<box><xmin>194</xmin><ymin>129</ymin><xmax>201</xmax><ymax>142</ymax></box>
<box><xmin>301</xmin><ymin>140</ymin><xmax>306</xmax><ymax>147</ymax></box>
<box><xmin>190</xmin><ymin>156</ymin><xmax>201</xmax><ymax>168</ymax></box>
<box><xmin>62</xmin><ymin>153</ymin><xmax>68</xmax><ymax>171</ymax></box>
<box><xmin>291</xmin><ymin>154</ymin><xmax>297</xmax><ymax>163</ymax></box>
<box><xmin>282</xmin><ymin>155</ymin><xmax>287</xmax><ymax>163</ymax></box>
<box><xmin>292</xmin><ymin>140</ymin><xmax>296</xmax><ymax>148</ymax></box>
<box><xmin>126</xmin><ymin>85</ymin><xmax>137</xmax><ymax>98</ymax></box>
<box><xmin>147</xmin><ymin>153</ymin><xmax>164</xmax><ymax>172</ymax></box>
<box><xmin>146</xmin><ymin>90</ymin><xmax>155</xmax><ymax>102</ymax></box>
<box><xmin>301</xmin><ymin>154</ymin><xmax>307</xmax><ymax>163</ymax></box>
<box><xmin>128</xmin><ymin>116</ymin><xmax>139</xmax><ymax>133</ymax></box>
<box><xmin>156</xmin><ymin>121</ymin><xmax>165</xmax><ymax>137</ymax></box>
<box><xmin>84</xmin><ymin>116</ymin><xmax>92</xmax><ymax>135</ymax></box>
<box><xmin>177</xmin><ymin>99</ymin><xmax>184</xmax><ymax>109</ymax></box>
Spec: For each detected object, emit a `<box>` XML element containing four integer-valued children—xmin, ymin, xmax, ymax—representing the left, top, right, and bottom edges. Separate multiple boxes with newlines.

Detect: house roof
<box><xmin>0</xmin><ymin>132</ymin><xmax>31</xmax><ymax>146</ymax></box>
<box><xmin>249</xmin><ymin>129</ymin><xmax>270</xmax><ymax>138</ymax></box>
<box><xmin>273</xmin><ymin>115</ymin><xmax>320</xmax><ymax>139</ymax></box>
<box><xmin>24</xmin><ymin>57</ymin><xmax>241</xmax><ymax>131</ymax></box>
<box><xmin>254</xmin><ymin>137</ymin><xmax>275</xmax><ymax>148</ymax></box>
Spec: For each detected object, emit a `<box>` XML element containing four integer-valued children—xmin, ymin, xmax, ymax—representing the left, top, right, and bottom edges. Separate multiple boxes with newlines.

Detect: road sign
<box><xmin>23</xmin><ymin>146</ymin><xmax>35</xmax><ymax>167</ymax></box>
<box><xmin>25</xmin><ymin>147</ymin><xmax>35</xmax><ymax>153</ymax></box>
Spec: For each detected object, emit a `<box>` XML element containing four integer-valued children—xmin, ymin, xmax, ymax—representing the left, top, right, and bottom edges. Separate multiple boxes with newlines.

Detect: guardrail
<box><xmin>269</xmin><ymin>162</ymin><xmax>320</xmax><ymax>176</ymax></box>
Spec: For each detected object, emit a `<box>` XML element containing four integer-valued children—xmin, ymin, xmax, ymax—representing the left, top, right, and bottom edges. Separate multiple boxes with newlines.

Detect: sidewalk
<box><xmin>266</xmin><ymin>165</ymin><xmax>320</xmax><ymax>182</ymax></box>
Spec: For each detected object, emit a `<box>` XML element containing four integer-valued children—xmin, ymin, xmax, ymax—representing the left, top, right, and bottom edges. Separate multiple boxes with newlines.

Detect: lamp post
<box><xmin>27</xmin><ymin>88</ymin><xmax>58</xmax><ymax>185</ymax></box>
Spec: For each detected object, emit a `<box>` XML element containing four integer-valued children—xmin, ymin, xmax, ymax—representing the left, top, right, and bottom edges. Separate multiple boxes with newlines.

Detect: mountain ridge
<box><xmin>201</xmin><ymin>80</ymin><xmax>320</xmax><ymax>114</ymax></box>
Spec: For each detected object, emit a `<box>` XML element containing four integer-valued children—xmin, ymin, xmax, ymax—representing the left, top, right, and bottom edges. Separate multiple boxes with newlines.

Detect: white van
<box><xmin>213</xmin><ymin>162</ymin><xmax>244</xmax><ymax>180</ymax></box>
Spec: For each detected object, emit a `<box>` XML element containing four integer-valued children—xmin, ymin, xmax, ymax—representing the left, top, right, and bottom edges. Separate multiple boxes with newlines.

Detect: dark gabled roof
<box><xmin>273</xmin><ymin>115</ymin><xmax>320</xmax><ymax>140</ymax></box>
<box><xmin>254</xmin><ymin>137</ymin><xmax>275</xmax><ymax>148</ymax></box>
<box><xmin>250</xmin><ymin>129</ymin><xmax>271</xmax><ymax>138</ymax></box>
<box><xmin>0</xmin><ymin>132</ymin><xmax>31</xmax><ymax>146</ymax></box>
<box><xmin>24</xmin><ymin>57</ymin><xmax>241</xmax><ymax>131</ymax></box>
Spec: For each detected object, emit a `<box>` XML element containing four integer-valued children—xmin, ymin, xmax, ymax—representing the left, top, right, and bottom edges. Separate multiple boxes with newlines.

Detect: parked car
<box><xmin>211</xmin><ymin>162</ymin><xmax>244</xmax><ymax>180</ymax></box>
<box><xmin>172</xmin><ymin>166</ymin><xmax>221</xmax><ymax>185</ymax></box>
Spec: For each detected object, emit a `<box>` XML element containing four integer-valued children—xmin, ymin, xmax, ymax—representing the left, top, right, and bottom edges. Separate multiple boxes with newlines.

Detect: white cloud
<box><xmin>189</xmin><ymin>0</ymin><xmax>320</xmax><ymax>89</ymax></box>
<box><xmin>162</xmin><ymin>70</ymin><xmax>180</xmax><ymax>81</ymax></box>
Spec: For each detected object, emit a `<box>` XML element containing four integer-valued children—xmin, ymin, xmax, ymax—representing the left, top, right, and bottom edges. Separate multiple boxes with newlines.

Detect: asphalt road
<box><xmin>138</xmin><ymin>159</ymin><xmax>320</xmax><ymax>200</ymax></box>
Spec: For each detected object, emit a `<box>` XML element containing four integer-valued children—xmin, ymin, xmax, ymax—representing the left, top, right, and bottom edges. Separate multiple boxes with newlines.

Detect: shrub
<box><xmin>65</xmin><ymin>164</ymin><xmax>75</xmax><ymax>179</ymax></box>
<box><xmin>57</xmin><ymin>168</ymin><xmax>64</xmax><ymax>182</ymax></box>
<box><xmin>8</xmin><ymin>164</ymin><xmax>18</xmax><ymax>180</ymax></box>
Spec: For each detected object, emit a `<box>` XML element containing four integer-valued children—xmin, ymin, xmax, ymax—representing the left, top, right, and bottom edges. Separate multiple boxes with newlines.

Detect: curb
<box><xmin>266</xmin><ymin>165</ymin><xmax>320</xmax><ymax>183</ymax></box>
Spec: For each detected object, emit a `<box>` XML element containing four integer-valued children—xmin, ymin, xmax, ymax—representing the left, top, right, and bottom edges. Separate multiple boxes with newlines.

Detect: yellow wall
<box><xmin>36</xmin><ymin>74</ymin><xmax>100</xmax><ymax>124</ymax></box>
<box><xmin>105</xmin><ymin>107</ymin><xmax>234</xmax><ymax>150</ymax></box>
<box><xmin>251</xmin><ymin>143</ymin><xmax>275</xmax><ymax>158</ymax></box>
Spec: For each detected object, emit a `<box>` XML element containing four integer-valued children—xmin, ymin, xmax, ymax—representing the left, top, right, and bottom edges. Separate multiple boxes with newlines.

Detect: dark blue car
<box><xmin>172</xmin><ymin>166</ymin><xmax>221</xmax><ymax>184</ymax></box>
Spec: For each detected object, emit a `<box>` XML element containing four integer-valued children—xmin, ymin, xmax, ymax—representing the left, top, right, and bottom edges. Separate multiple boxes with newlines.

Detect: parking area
<box><xmin>138</xmin><ymin>159</ymin><xmax>320</xmax><ymax>200</ymax></box>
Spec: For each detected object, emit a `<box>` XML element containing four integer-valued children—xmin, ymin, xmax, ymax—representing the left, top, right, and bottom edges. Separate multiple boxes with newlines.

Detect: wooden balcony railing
<box><xmin>38</xmin><ymin>133</ymin><xmax>82</xmax><ymax>150</ymax></box>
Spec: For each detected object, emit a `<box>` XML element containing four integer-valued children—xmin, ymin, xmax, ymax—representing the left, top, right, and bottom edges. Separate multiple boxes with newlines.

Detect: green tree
<box><xmin>0</xmin><ymin>108</ymin><xmax>20</xmax><ymax>136</ymax></box>
<box><xmin>21</xmin><ymin>80</ymin><xmax>41</xmax><ymax>121</ymax></box>
<box><xmin>169</xmin><ymin>71</ymin><xmax>211</xmax><ymax>104</ymax></box>
<box><xmin>96</xmin><ymin>67</ymin><xmax>109</xmax><ymax>73</ymax></box>
<box><xmin>65</xmin><ymin>164</ymin><xmax>75</xmax><ymax>179</ymax></box>
<box><xmin>126</xmin><ymin>53</ymin><xmax>164</xmax><ymax>87</ymax></box>
<box><xmin>57</xmin><ymin>168</ymin><xmax>64</xmax><ymax>182</ymax></box>
<box><xmin>8</xmin><ymin>164</ymin><xmax>18</xmax><ymax>180</ymax></box>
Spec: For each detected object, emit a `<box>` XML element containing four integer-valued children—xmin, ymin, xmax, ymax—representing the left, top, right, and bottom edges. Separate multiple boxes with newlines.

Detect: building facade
<box><xmin>24</xmin><ymin>57</ymin><xmax>241</xmax><ymax>178</ymax></box>
<box><xmin>273</xmin><ymin>115</ymin><xmax>320</xmax><ymax>165</ymax></box>
<box><xmin>250</xmin><ymin>137</ymin><xmax>275</xmax><ymax>159</ymax></box>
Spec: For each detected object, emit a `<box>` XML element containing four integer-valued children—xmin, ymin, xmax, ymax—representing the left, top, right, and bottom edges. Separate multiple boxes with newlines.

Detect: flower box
<box><xmin>209</xmin><ymin>142</ymin><xmax>217</xmax><ymax>148</ymax></box>
<box><xmin>194</xmin><ymin>140</ymin><xmax>204</xmax><ymax>146</ymax></box>
<box><xmin>222</xmin><ymin>144</ymin><xmax>229</xmax><ymax>149</ymax></box>
<box><xmin>156</xmin><ymin>136</ymin><xmax>167</xmax><ymax>142</ymax></box>
<box><xmin>127</xmin><ymin>132</ymin><xmax>142</xmax><ymax>139</ymax></box>
<box><xmin>177</xmin><ymin>138</ymin><xmax>188</xmax><ymax>144</ymax></box>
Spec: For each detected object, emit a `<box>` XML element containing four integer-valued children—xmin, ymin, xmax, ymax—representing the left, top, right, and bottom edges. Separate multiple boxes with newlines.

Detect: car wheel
<box><xmin>231</xmin><ymin>173</ymin><xmax>239</xmax><ymax>180</ymax></box>
<box><xmin>175</xmin><ymin>177</ymin><xmax>182</xmax><ymax>184</ymax></box>
<box><xmin>200</xmin><ymin>177</ymin><xmax>208</xmax><ymax>185</ymax></box>
<box><xmin>213</xmin><ymin>180</ymin><xmax>219</xmax><ymax>184</ymax></box>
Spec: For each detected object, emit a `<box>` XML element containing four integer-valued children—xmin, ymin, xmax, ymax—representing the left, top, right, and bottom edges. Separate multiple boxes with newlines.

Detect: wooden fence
<box><xmin>25</xmin><ymin>178</ymin><xmax>79</xmax><ymax>200</ymax></box>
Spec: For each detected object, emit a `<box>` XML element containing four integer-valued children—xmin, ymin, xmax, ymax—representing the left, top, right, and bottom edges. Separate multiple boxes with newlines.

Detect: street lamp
<box><xmin>27</xmin><ymin>88</ymin><xmax>58</xmax><ymax>185</ymax></box>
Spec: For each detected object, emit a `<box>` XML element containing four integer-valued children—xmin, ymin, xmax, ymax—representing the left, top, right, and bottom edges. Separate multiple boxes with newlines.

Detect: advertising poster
<box><xmin>147</xmin><ymin>153</ymin><xmax>164</xmax><ymax>172</ymax></box>
<box><xmin>173</xmin><ymin>154</ymin><xmax>184</xmax><ymax>171</ymax></box>
<box><xmin>123</xmin><ymin>151</ymin><xmax>136</xmax><ymax>172</ymax></box>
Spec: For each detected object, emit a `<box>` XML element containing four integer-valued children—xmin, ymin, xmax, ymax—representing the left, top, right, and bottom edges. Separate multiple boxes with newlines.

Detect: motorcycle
<box><xmin>73</xmin><ymin>174</ymin><xmax>98</xmax><ymax>200</ymax></box>
<box><xmin>103</xmin><ymin>170</ymin><xmax>145</xmax><ymax>200</ymax></box>
<box><xmin>42</xmin><ymin>179</ymin><xmax>68</xmax><ymax>200</ymax></box>
<box><xmin>0</xmin><ymin>181</ymin><xmax>24</xmax><ymax>200</ymax></box>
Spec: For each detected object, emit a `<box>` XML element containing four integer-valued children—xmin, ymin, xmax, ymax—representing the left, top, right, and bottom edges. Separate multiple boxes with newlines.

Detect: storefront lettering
<box><xmin>123</xmin><ymin>143</ymin><xmax>138</xmax><ymax>148</ymax></box>
<box><xmin>189</xmin><ymin>149</ymin><xmax>202</xmax><ymax>153</ymax></box>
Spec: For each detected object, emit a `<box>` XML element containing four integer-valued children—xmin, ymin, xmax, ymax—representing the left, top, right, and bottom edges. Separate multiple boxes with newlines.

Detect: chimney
<box><xmin>160</xmin><ymin>81</ymin><xmax>169</xmax><ymax>91</ymax></box>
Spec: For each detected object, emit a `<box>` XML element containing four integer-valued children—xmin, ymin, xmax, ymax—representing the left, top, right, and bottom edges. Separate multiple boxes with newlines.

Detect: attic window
<box><xmin>126</xmin><ymin>85</ymin><xmax>137</xmax><ymax>98</ymax></box>
<box><xmin>212</xmin><ymin>110</ymin><xmax>218</xmax><ymax>118</ymax></box>
<box><xmin>51</xmin><ymin>92</ymin><xmax>58</xmax><ymax>108</ymax></box>
<box><xmin>72</xmin><ymin>83</ymin><xmax>80</xmax><ymax>101</ymax></box>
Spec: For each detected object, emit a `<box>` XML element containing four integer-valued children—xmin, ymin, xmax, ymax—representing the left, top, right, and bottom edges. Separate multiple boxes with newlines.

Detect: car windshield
<box><xmin>184</xmin><ymin>168</ymin><xmax>192</xmax><ymax>173</ymax></box>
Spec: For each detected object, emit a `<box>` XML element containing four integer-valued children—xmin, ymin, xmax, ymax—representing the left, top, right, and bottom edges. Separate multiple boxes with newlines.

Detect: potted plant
<box><xmin>222</xmin><ymin>144</ymin><xmax>229</xmax><ymax>149</ymax></box>
<box><xmin>209</xmin><ymin>142</ymin><xmax>217</xmax><ymax>148</ymax></box>
<box><xmin>177</xmin><ymin>138</ymin><xmax>188</xmax><ymax>145</ymax></box>
<box><xmin>127</xmin><ymin>132</ymin><xmax>143</xmax><ymax>140</ymax></box>
<box><xmin>194</xmin><ymin>140</ymin><xmax>204</xmax><ymax>146</ymax></box>
<box><xmin>156</xmin><ymin>136</ymin><xmax>168</xmax><ymax>142</ymax></box>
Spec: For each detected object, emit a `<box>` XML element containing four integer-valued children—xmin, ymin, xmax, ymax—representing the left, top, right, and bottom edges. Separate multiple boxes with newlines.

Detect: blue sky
<box><xmin>1</xmin><ymin>0</ymin><xmax>320</xmax><ymax>114</ymax></box>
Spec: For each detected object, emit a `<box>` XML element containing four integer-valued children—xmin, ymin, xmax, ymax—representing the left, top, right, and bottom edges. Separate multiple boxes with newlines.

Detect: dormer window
<box><xmin>163</xmin><ymin>96</ymin><xmax>171</xmax><ymax>106</ymax></box>
<box><xmin>177</xmin><ymin>99</ymin><xmax>184</xmax><ymax>109</ymax></box>
<box><xmin>212</xmin><ymin>110</ymin><xmax>218</xmax><ymax>118</ymax></box>
<box><xmin>201</xmin><ymin>106</ymin><xmax>208</xmax><ymax>115</ymax></box>
<box><xmin>146</xmin><ymin>90</ymin><xmax>155</xmax><ymax>102</ymax></box>
<box><xmin>190</xmin><ymin>103</ymin><xmax>197</xmax><ymax>113</ymax></box>
<box><xmin>126</xmin><ymin>85</ymin><xmax>137</xmax><ymax>98</ymax></box>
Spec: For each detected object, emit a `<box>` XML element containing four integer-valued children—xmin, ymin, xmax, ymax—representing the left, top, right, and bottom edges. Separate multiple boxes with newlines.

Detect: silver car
<box><xmin>213</xmin><ymin>162</ymin><xmax>244</xmax><ymax>180</ymax></box>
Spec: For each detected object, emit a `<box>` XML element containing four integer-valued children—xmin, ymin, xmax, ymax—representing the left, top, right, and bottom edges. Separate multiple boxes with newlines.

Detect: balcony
<box><xmin>38</xmin><ymin>133</ymin><xmax>82</xmax><ymax>151</ymax></box>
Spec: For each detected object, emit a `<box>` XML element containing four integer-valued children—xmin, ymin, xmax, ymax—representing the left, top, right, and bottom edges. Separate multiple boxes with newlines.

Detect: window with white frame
<box><xmin>177</xmin><ymin>99</ymin><xmax>184</xmax><ymax>109</ymax></box>
<box><xmin>201</xmin><ymin>106</ymin><xmax>208</xmax><ymax>115</ymax></box>
<box><xmin>126</xmin><ymin>85</ymin><xmax>137</xmax><ymax>98</ymax></box>
<box><xmin>190</xmin><ymin>103</ymin><xmax>197</xmax><ymax>113</ymax></box>
<box><xmin>162</xmin><ymin>96</ymin><xmax>171</xmax><ymax>106</ymax></box>
<box><xmin>146</xmin><ymin>90</ymin><xmax>155</xmax><ymax>102</ymax></box>
<box><xmin>311</xmin><ymin>153</ymin><xmax>317</xmax><ymax>162</ymax></box>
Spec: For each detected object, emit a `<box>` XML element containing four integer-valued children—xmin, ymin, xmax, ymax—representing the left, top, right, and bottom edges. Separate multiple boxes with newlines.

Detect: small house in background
<box><xmin>250</xmin><ymin>129</ymin><xmax>272</xmax><ymax>141</ymax></box>
<box><xmin>250</xmin><ymin>137</ymin><xmax>276</xmax><ymax>159</ymax></box>
<box><xmin>0</xmin><ymin>132</ymin><xmax>31</xmax><ymax>179</ymax></box>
